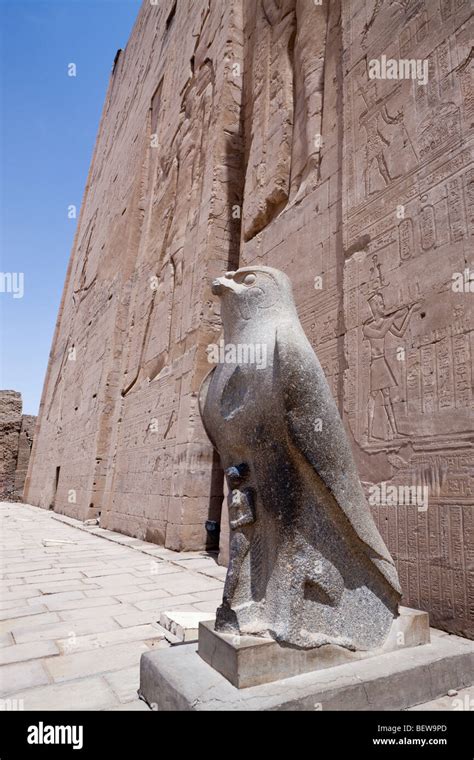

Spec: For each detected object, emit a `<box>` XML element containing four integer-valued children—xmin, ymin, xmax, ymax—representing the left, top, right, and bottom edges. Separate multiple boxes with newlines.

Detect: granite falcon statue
<box><xmin>199</xmin><ymin>266</ymin><xmax>402</xmax><ymax>651</ymax></box>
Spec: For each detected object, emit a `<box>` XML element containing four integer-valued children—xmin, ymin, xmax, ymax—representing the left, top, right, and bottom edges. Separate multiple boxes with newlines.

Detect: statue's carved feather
<box><xmin>275</xmin><ymin>323</ymin><xmax>401</xmax><ymax>595</ymax></box>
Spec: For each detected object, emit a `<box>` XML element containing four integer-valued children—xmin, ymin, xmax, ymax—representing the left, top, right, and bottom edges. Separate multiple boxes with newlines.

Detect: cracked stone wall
<box><xmin>26</xmin><ymin>0</ymin><xmax>472</xmax><ymax>636</ymax></box>
<box><xmin>0</xmin><ymin>391</ymin><xmax>36</xmax><ymax>501</ymax></box>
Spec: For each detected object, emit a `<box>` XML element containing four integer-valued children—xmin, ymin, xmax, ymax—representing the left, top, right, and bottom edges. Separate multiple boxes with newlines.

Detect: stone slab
<box><xmin>105</xmin><ymin>700</ymin><xmax>151</xmax><ymax>711</ymax></box>
<box><xmin>160</xmin><ymin>611</ymin><xmax>215</xmax><ymax>643</ymax></box>
<box><xmin>139</xmin><ymin>632</ymin><xmax>474</xmax><ymax>711</ymax></box>
<box><xmin>0</xmin><ymin>640</ymin><xmax>59</xmax><ymax>666</ymax></box>
<box><xmin>198</xmin><ymin>607</ymin><xmax>430</xmax><ymax>688</ymax></box>
<box><xmin>0</xmin><ymin>660</ymin><xmax>49</xmax><ymax>697</ymax></box>
<box><xmin>7</xmin><ymin>676</ymin><xmax>119</xmax><ymax>711</ymax></box>
<box><xmin>44</xmin><ymin>641</ymin><xmax>149</xmax><ymax>683</ymax></box>
<box><xmin>55</xmin><ymin>624</ymin><xmax>166</xmax><ymax>654</ymax></box>
<box><xmin>104</xmin><ymin>667</ymin><xmax>140</xmax><ymax>704</ymax></box>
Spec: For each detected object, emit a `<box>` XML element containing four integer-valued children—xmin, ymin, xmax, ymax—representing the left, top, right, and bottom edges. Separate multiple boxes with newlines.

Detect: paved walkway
<box><xmin>0</xmin><ymin>502</ymin><xmax>225</xmax><ymax>710</ymax></box>
<box><xmin>1</xmin><ymin>502</ymin><xmax>472</xmax><ymax>711</ymax></box>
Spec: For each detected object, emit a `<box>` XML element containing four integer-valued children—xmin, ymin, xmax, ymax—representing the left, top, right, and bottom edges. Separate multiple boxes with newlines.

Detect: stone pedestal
<box><xmin>139</xmin><ymin>630</ymin><xmax>474</xmax><ymax>711</ymax></box>
<box><xmin>198</xmin><ymin>607</ymin><xmax>430</xmax><ymax>688</ymax></box>
<box><xmin>139</xmin><ymin>612</ymin><xmax>474</xmax><ymax>711</ymax></box>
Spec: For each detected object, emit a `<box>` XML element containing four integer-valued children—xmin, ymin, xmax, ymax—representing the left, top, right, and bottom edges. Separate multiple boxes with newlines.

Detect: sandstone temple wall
<box><xmin>25</xmin><ymin>0</ymin><xmax>473</xmax><ymax>636</ymax></box>
<box><xmin>25</xmin><ymin>0</ymin><xmax>244</xmax><ymax>551</ymax></box>
<box><xmin>340</xmin><ymin>0</ymin><xmax>473</xmax><ymax>638</ymax></box>
<box><xmin>0</xmin><ymin>391</ymin><xmax>36</xmax><ymax>501</ymax></box>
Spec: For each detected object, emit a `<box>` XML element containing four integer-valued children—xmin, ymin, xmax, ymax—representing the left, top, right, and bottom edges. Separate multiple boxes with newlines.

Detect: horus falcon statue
<box><xmin>199</xmin><ymin>266</ymin><xmax>401</xmax><ymax>650</ymax></box>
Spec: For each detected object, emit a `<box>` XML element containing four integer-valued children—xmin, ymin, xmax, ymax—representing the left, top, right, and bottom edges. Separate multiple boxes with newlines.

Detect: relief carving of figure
<box><xmin>363</xmin><ymin>292</ymin><xmax>420</xmax><ymax>441</ymax></box>
<box><xmin>362</xmin><ymin>104</ymin><xmax>404</xmax><ymax>195</ymax></box>
<box><xmin>243</xmin><ymin>0</ymin><xmax>328</xmax><ymax>240</ymax></box>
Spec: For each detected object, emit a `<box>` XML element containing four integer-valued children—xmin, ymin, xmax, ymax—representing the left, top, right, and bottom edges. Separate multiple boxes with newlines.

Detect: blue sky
<box><xmin>0</xmin><ymin>0</ymin><xmax>141</xmax><ymax>415</ymax></box>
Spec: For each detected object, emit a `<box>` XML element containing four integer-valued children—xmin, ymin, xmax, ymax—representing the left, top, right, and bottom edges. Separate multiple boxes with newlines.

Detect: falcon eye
<box><xmin>243</xmin><ymin>274</ymin><xmax>257</xmax><ymax>286</ymax></box>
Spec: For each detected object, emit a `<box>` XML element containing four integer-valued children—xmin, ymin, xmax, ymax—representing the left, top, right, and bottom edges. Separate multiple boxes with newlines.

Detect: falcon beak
<box><xmin>212</xmin><ymin>272</ymin><xmax>236</xmax><ymax>296</ymax></box>
<box><xmin>211</xmin><ymin>279</ymin><xmax>225</xmax><ymax>296</ymax></box>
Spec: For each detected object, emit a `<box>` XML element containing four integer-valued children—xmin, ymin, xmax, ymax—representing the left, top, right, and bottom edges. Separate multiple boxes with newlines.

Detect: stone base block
<box><xmin>139</xmin><ymin>630</ymin><xmax>474</xmax><ymax>711</ymax></box>
<box><xmin>198</xmin><ymin>607</ymin><xmax>430</xmax><ymax>688</ymax></box>
<box><xmin>160</xmin><ymin>611</ymin><xmax>215</xmax><ymax>643</ymax></box>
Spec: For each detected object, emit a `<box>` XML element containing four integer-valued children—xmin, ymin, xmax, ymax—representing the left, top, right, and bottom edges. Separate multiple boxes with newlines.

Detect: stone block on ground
<box><xmin>160</xmin><ymin>611</ymin><xmax>216</xmax><ymax>643</ymax></box>
<box><xmin>199</xmin><ymin>608</ymin><xmax>430</xmax><ymax>688</ymax></box>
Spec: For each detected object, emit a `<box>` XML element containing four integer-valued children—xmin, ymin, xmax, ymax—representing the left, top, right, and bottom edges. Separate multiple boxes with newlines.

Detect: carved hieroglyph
<box><xmin>342</xmin><ymin>0</ymin><xmax>473</xmax><ymax>636</ymax></box>
<box><xmin>200</xmin><ymin>266</ymin><xmax>401</xmax><ymax>650</ymax></box>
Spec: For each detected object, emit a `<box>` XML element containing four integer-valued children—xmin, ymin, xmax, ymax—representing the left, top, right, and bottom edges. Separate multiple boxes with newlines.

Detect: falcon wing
<box><xmin>198</xmin><ymin>367</ymin><xmax>218</xmax><ymax>450</ymax></box>
<box><xmin>275</xmin><ymin>323</ymin><xmax>401</xmax><ymax>595</ymax></box>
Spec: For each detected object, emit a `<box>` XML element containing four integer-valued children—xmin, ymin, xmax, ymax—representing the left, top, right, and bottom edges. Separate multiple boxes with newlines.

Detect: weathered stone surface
<box><xmin>0</xmin><ymin>391</ymin><xmax>22</xmax><ymax>501</ymax></box>
<box><xmin>198</xmin><ymin>608</ymin><xmax>429</xmax><ymax>688</ymax></box>
<box><xmin>0</xmin><ymin>501</ymin><xmax>226</xmax><ymax>710</ymax></box>
<box><xmin>200</xmin><ymin>266</ymin><xmax>401</xmax><ymax>650</ymax></box>
<box><xmin>339</xmin><ymin>0</ymin><xmax>473</xmax><ymax>642</ymax></box>
<box><xmin>0</xmin><ymin>640</ymin><xmax>60</xmax><ymax>667</ymax></box>
<box><xmin>7</xmin><ymin>677</ymin><xmax>120</xmax><ymax>712</ymax></box>
<box><xmin>13</xmin><ymin>415</ymin><xmax>35</xmax><ymax>501</ymax></box>
<box><xmin>160</xmin><ymin>610</ymin><xmax>214</xmax><ymax>643</ymax></box>
<box><xmin>24</xmin><ymin>0</ymin><xmax>243</xmax><ymax>551</ymax></box>
<box><xmin>235</xmin><ymin>0</ymin><xmax>473</xmax><ymax>640</ymax></box>
<box><xmin>0</xmin><ymin>660</ymin><xmax>50</xmax><ymax>697</ymax></box>
<box><xmin>23</xmin><ymin>0</ymin><xmax>473</xmax><ymax>639</ymax></box>
<box><xmin>0</xmin><ymin>392</ymin><xmax>34</xmax><ymax>502</ymax></box>
<box><xmin>139</xmin><ymin>631</ymin><xmax>474</xmax><ymax>711</ymax></box>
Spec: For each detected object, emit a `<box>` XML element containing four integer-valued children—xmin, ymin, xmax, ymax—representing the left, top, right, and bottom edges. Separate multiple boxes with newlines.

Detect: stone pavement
<box><xmin>0</xmin><ymin>502</ymin><xmax>225</xmax><ymax>711</ymax></box>
<box><xmin>0</xmin><ymin>502</ymin><xmax>472</xmax><ymax>712</ymax></box>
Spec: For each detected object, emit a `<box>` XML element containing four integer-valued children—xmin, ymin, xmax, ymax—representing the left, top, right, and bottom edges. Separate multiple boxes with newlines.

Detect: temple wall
<box><xmin>26</xmin><ymin>0</ymin><xmax>473</xmax><ymax>635</ymax></box>
<box><xmin>1</xmin><ymin>391</ymin><xmax>35</xmax><ymax>502</ymax></box>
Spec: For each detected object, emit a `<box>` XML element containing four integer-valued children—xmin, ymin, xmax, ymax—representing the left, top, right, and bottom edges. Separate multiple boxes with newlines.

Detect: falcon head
<box><xmin>211</xmin><ymin>266</ymin><xmax>296</xmax><ymax>323</ymax></box>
